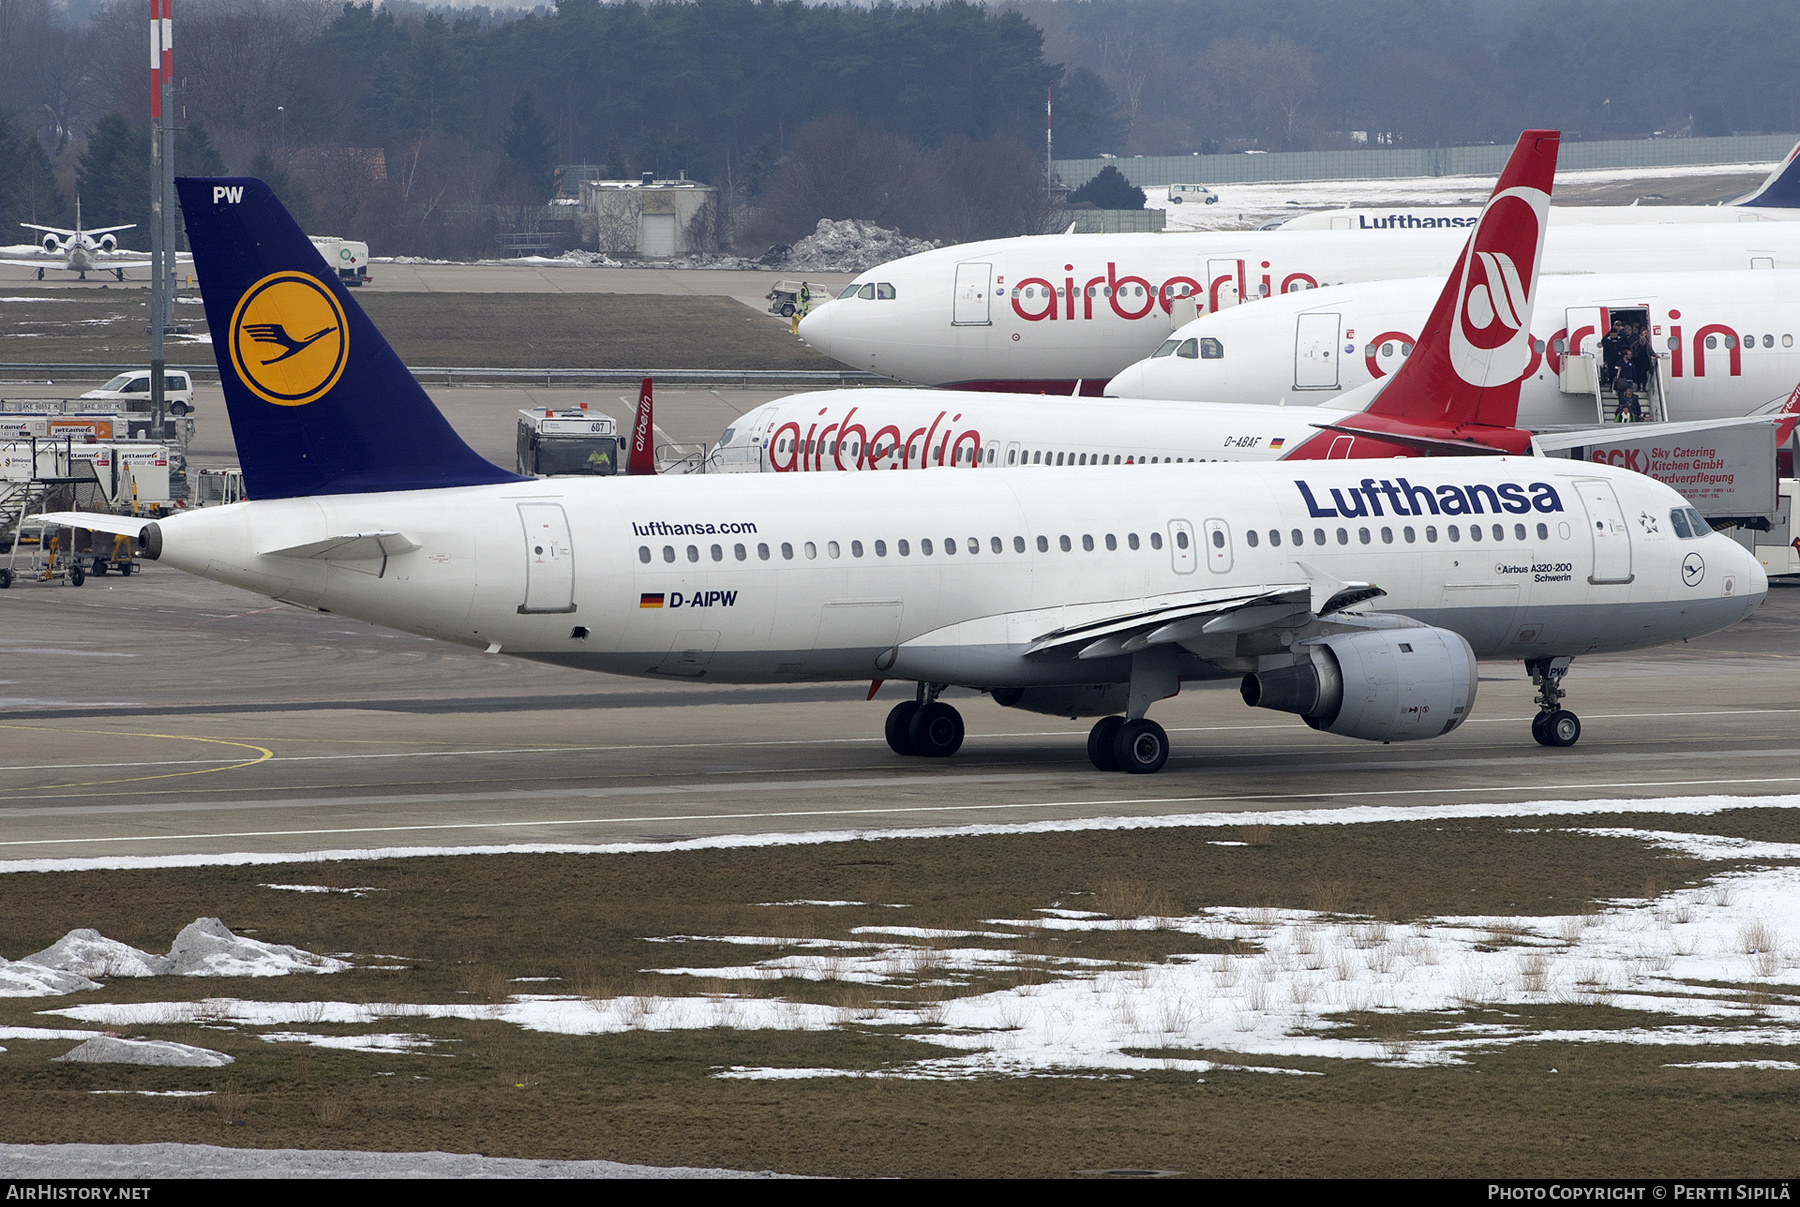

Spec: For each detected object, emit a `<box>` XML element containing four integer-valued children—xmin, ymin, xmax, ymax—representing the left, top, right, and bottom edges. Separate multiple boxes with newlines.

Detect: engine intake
<box><xmin>98</xmin><ymin>233</ymin><xmax>118</xmax><ymax>252</ymax></box>
<box><xmin>1241</xmin><ymin>626</ymin><xmax>1476</xmax><ymax>742</ymax></box>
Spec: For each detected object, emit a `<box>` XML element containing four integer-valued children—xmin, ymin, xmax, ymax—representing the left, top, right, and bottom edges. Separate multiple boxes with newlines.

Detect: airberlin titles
<box><xmin>1004</xmin><ymin>260</ymin><xmax>1320</xmax><ymax>323</ymax></box>
<box><xmin>1360</xmin><ymin>308</ymin><xmax>1747</xmax><ymax>381</ymax></box>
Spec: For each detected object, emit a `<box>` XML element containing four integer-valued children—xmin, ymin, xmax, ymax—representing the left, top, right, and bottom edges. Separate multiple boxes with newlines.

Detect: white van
<box><xmin>81</xmin><ymin>370</ymin><xmax>195</xmax><ymax>416</ymax></box>
<box><xmin>1166</xmin><ymin>183</ymin><xmax>1218</xmax><ymax>205</ymax></box>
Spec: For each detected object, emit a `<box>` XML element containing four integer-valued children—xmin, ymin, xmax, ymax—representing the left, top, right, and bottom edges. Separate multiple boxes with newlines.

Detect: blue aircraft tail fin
<box><xmin>176</xmin><ymin>176</ymin><xmax>527</xmax><ymax>499</ymax></box>
<box><xmin>1737</xmin><ymin>142</ymin><xmax>1800</xmax><ymax>208</ymax></box>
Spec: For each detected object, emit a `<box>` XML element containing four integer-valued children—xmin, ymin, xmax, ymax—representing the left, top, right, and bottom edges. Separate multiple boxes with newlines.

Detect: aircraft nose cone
<box><xmin>1105</xmin><ymin>363</ymin><xmax>1145</xmax><ymax>398</ymax></box>
<box><xmin>797</xmin><ymin>304</ymin><xmax>831</xmax><ymax>347</ymax></box>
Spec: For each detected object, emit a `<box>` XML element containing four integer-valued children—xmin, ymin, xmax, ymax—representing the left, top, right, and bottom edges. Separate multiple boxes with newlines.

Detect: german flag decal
<box><xmin>1269</xmin><ymin>437</ymin><xmax>1285</xmax><ymax>450</ymax></box>
<box><xmin>640</xmin><ymin>593</ymin><xmax>665</xmax><ymax>608</ymax></box>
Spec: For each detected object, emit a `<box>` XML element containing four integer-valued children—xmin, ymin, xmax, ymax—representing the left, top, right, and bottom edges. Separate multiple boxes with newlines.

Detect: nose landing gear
<box><xmin>1526</xmin><ymin>657</ymin><xmax>1581</xmax><ymax>747</ymax></box>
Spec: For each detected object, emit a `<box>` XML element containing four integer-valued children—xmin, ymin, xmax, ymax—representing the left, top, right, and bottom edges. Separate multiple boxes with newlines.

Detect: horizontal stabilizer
<box><xmin>1307</xmin><ymin>418</ymin><xmax>1529</xmax><ymax>456</ymax></box>
<box><xmin>260</xmin><ymin>532</ymin><xmax>421</xmax><ymax>561</ymax></box>
<box><xmin>1736</xmin><ymin>140</ymin><xmax>1800</xmax><ymax>208</ymax></box>
<box><xmin>34</xmin><ymin>511</ymin><xmax>153</xmax><ymax>539</ymax></box>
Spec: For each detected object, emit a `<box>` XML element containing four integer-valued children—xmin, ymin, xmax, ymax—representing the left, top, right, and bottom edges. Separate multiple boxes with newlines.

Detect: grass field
<box><xmin>3</xmin><ymin>808</ymin><xmax>1798</xmax><ymax>1177</ymax></box>
<box><xmin>0</xmin><ymin>290</ymin><xmax>837</xmax><ymax>371</ymax></box>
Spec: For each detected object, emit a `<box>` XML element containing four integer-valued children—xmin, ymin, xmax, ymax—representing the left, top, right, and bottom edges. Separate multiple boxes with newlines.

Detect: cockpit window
<box><xmin>1200</xmin><ymin>337</ymin><xmax>1224</xmax><ymax>359</ymax></box>
<box><xmin>857</xmin><ymin>283</ymin><xmax>875</xmax><ymax>300</ymax></box>
<box><xmin>876</xmin><ymin>282</ymin><xmax>896</xmax><ymax>299</ymax></box>
<box><xmin>1175</xmin><ymin>338</ymin><xmax>1199</xmax><ymax>359</ymax></box>
<box><xmin>719</xmin><ymin>427</ymin><xmax>736</xmax><ymax>446</ymax></box>
<box><xmin>1150</xmin><ymin>339</ymin><xmax>1179</xmax><ymax>358</ymax></box>
<box><xmin>838</xmin><ymin>283</ymin><xmax>863</xmax><ymax>299</ymax></box>
<box><xmin>1686</xmin><ymin>507</ymin><xmax>1708</xmax><ymax>537</ymax></box>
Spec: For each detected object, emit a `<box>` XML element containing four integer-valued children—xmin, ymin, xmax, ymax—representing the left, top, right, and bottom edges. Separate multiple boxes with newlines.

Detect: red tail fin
<box><xmin>627</xmin><ymin>377</ymin><xmax>656</xmax><ymax>475</ymax></box>
<box><xmin>1774</xmin><ymin>377</ymin><xmax>1800</xmax><ymax>447</ymax></box>
<box><xmin>1286</xmin><ymin>130</ymin><xmax>1558</xmax><ymax>460</ymax></box>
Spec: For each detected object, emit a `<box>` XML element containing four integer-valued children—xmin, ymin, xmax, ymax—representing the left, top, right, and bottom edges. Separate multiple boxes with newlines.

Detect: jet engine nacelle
<box><xmin>97</xmin><ymin>233</ymin><xmax>118</xmax><ymax>252</ymax></box>
<box><xmin>1240</xmin><ymin>626</ymin><xmax>1477</xmax><ymax>742</ymax></box>
<box><xmin>41</xmin><ymin>233</ymin><xmax>61</xmax><ymax>253</ymax></box>
<box><xmin>991</xmin><ymin>683</ymin><xmax>1129</xmax><ymax>719</ymax></box>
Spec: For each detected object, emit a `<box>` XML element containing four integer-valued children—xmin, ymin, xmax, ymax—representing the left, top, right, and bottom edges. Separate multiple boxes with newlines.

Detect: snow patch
<box><xmin>763</xmin><ymin>219</ymin><xmax>938</xmax><ymax>274</ymax></box>
<box><xmin>55</xmin><ymin>1037</ymin><xmax>233</xmax><ymax>1067</ymax></box>
<box><xmin>166</xmin><ymin>918</ymin><xmax>350</xmax><ymax>977</ymax></box>
<box><xmin>20</xmin><ymin>929</ymin><xmax>173</xmax><ymax>978</ymax></box>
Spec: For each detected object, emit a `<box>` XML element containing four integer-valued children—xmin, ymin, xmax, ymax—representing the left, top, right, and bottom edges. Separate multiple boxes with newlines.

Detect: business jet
<box><xmin>43</xmin><ymin>169</ymin><xmax>1766</xmax><ymax>777</ymax></box>
<box><xmin>798</xmin><ymin>191</ymin><xmax>1800</xmax><ymax>395</ymax></box>
<box><xmin>3</xmin><ymin>200</ymin><xmax>149</xmax><ymax>281</ymax></box>
<box><xmin>1273</xmin><ymin>140</ymin><xmax>1800</xmax><ymax>232</ymax></box>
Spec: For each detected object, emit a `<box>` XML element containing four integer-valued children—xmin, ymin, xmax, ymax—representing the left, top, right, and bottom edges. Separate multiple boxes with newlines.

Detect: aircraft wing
<box><xmin>904</xmin><ymin>573</ymin><xmax>1386</xmax><ymax>666</ymax></box>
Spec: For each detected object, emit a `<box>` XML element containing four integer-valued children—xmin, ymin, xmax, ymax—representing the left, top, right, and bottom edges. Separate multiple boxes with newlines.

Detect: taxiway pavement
<box><xmin>2</xmin><ymin>563</ymin><xmax>1797</xmax><ymax>863</ymax></box>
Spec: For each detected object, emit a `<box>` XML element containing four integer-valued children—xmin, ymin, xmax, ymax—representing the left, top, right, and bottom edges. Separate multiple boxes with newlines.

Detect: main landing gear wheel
<box><xmin>908</xmin><ymin>701</ymin><xmax>964</xmax><ymax>758</ymax></box>
<box><xmin>1532</xmin><ymin>709</ymin><xmax>1581</xmax><ymax>748</ymax></box>
<box><xmin>885</xmin><ymin>701</ymin><xmax>920</xmax><ymax>756</ymax></box>
<box><xmin>1113</xmin><ymin>719</ymin><xmax>1169</xmax><ymax>775</ymax></box>
<box><xmin>1087</xmin><ymin>716</ymin><xmax>1125</xmax><ymax>771</ymax></box>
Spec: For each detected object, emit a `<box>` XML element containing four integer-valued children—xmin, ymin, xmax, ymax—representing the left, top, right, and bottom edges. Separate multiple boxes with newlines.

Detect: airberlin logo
<box><xmin>1447</xmin><ymin>187</ymin><xmax>1546</xmax><ymax>388</ymax></box>
<box><xmin>228</xmin><ymin>271</ymin><xmax>348</xmax><ymax>407</ymax></box>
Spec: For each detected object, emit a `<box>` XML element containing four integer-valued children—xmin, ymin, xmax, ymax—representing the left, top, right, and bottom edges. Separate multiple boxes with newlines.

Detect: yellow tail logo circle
<box><xmin>228</xmin><ymin>272</ymin><xmax>348</xmax><ymax>407</ymax></box>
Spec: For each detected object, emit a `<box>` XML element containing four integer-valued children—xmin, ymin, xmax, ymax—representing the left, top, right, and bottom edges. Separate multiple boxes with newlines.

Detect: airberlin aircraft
<box><xmin>720</xmin><ymin>129</ymin><xmax>1791</xmax><ymax>471</ymax></box>
<box><xmin>1106</xmin><ymin>269</ymin><xmax>1800</xmax><ymax>426</ymax></box>
<box><xmin>798</xmin><ymin>162</ymin><xmax>1800</xmax><ymax>394</ymax></box>
<box><xmin>46</xmin><ymin>172</ymin><xmax>1767</xmax><ymax>775</ymax></box>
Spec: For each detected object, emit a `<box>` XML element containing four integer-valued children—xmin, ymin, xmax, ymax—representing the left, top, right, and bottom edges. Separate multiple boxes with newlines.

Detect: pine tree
<box><xmin>502</xmin><ymin>92</ymin><xmax>555</xmax><ymax>201</ymax></box>
<box><xmin>177</xmin><ymin>124</ymin><xmax>228</xmax><ymax>177</ymax></box>
<box><xmin>76</xmin><ymin>113</ymin><xmax>150</xmax><ymax>236</ymax></box>
<box><xmin>248</xmin><ymin>151</ymin><xmax>318</xmax><ymax>232</ymax></box>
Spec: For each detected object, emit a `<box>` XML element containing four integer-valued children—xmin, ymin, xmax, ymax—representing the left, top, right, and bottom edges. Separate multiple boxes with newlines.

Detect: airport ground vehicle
<box><xmin>80</xmin><ymin>370</ymin><xmax>195</xmax><ymax>416</ymax></box>
<box><xmin>309</xmin><ymin>236</ymin><xmax>370</xmax><ymax>286</ymax></box>
<box><xmin>766</xmin><ymin>280</ymin><xmax>818</xmax><ymax>318</ymax></box>
<box><xmin>1166</xmin><ymin>184</ymin><xmax>1218</xmax><ymax>205</ymax></box>
<box><xmin>516</xmin><ymin>407</ymin><xmax>621</xmax><ymax>476</ymax></box>
<box><xmin>190</xmin><ymin>467</ymin><xmax>246</xmax><ymax>507</ymax></box>
<box><xmin>1756</xmin><ymin>479</ymin><xmax>1800</xmax><ymax>577</ymax></box>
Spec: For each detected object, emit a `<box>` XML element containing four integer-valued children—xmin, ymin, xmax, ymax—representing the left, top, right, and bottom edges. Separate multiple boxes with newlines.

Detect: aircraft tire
<box><xmin>1542</xmin><ymin>709</ymin><xmax>1581</xmax><ymax>748</ymax></box>
<box><xmin>1113</xmin><ymin>719</ymin><xmax>1169</xmax><ymax>775</ymax></box>
<box><xmin>884</xmin><ymin>701</ymin><xmax>920</xmax><ymax>755</ymax></box>
<box><xmin>908</xmin><ymin>701</ymin><xmax>964</xmax><ymax>758</ymax></box>
<box><xmin>1087</xmin><ymin>716</ymin><xmax>1124</xmax><ymax>772</ymax></box>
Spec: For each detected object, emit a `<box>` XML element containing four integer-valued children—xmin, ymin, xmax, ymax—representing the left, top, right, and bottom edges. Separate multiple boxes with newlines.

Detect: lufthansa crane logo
<box><xmin>228</xmin><ymin>271</ymin><xmax>348</xmax><ymax>407</ymax></box>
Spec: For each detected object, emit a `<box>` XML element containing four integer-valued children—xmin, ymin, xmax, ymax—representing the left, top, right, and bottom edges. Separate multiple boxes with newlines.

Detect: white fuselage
<box><xmin>709</xmin><ymin>387</ymin><xmax>1359</xmax><ymax>473</ymax></box>
<box><xmin>1276</xmin><ymin>205</ymin><xmax>1800</xmax><ymax>231</ymax></box>
<box><xmin>800</xmin><ymin>227</ymin><xmax>1800</xmax><ymax>390</ymax></box>
<box><xmin>148</xmin><ymin>459</ymin><xmax>1764</xmax><ymax>692</ymax></box>
<box><xmin>1107</xmin><ymin>270</ymin><xmax>1800</xmax><ymax>424</ymax></box>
